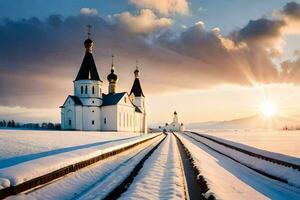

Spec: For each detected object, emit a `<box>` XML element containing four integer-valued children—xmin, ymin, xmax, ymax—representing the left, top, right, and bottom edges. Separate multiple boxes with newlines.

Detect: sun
<box><xmin>260</xmin><ymin>102</ymin><xmax>278</xmax><ymax>118</ymax></box>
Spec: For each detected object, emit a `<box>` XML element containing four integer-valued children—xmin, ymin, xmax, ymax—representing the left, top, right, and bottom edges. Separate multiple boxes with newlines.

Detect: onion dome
<box><xmin>107</xmin><ymin>54</ymin><xmax>118</xmax><ymax>83</ymax></box>
<box><xmin>134</xmin><ymin>67</ymin><xmax>139</xmax><ymax>78</ymax></box>
<box><xmin>107</xmin><ymin>67</ymin><xmax>118</xmax><ymax>83</ymax></box>
<box><xmin>84</xmin><ymin>38</ymin><xmax>93</xmax><ymax>53</ymax></box>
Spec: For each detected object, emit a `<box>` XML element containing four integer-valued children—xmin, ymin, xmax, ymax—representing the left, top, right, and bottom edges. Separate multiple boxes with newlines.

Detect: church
<box><xmin>158</xmin><ymin>111</ymin><xmax>185</xmax><ymax>132</ymax></box>
<box><xmin>60</xmin><ymin>30</ymin><xmax>147</xmax><ymax>133</ymax></box>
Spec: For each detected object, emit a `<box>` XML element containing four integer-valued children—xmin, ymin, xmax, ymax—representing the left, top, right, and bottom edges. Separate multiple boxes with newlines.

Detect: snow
<box><xmin>185</xmin><ymin>132</ymin><xmax>300</xmax><ymax>188</ymax></box>
<box><xmin>0</xmin><ymin>131</ymin><xmax>160</xmax><ymax>189</ymax></box>
<box><xmin>190</xmin><ymin>131</ymin><xmax>300</xmax><ymax>166</ymax></box>
<box><xmin>176</xmin><ymin>132</ymin><xmax>300</xmax><ymax>200</ymax></box>
<box><xmin>119</xmin><ymin>133</ymin><xmax>186</xmax><ymax>200</ymax></box>
<box><xmin>0</xmin><ymin>130</ymin><xmax>141</xmax><ymax>164</ymax></box>
<box><xmin>8</xmin><ymin>134</ymin><xmax>165</xmax><ymax>200</ymax></box>
<box><xmin>0</xmin><ymin>178</ymin><xmax>9</xmax><ymax>190</ymax></box>
<box><xmin>191</xmin><ymin>129</ymin><xmax>300</xmax><ymax>158</ymax></box>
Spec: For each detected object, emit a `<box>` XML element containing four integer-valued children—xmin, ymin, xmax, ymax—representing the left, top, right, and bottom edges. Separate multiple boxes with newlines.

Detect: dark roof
<box><xmin>70</xmin><ymin>96</ymin><xmax>82</xmax><ymax>105</ymax></box>
<box><xmin>75</xmin><ymin>52</ymin><xmax>102</xmax><ymax>81</ymax></box>
<box><xmin>61</xmin><ymin>95</ymin><xmax>82</xmax><ymax>107</ymax></box>
<box><xmin>102</xmin><ymin>92</ymin><xmax>126</xmax><ymax>106</ymax></box>
<box><xmin>130</xmin><ymin>78</ymin><xmax>144</xmax><ymax>97</ymax></box>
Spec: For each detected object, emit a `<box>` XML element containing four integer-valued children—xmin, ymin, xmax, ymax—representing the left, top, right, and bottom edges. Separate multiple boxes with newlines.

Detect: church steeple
<box><xmin>130</xmin><ymin>61</ymin><xmax>144</xmax><ymax>97</ymax></box>
<box><xmin>75</xmin><ymin>25</ymin><xmax>101</xmax><ymax>81</ymax></box>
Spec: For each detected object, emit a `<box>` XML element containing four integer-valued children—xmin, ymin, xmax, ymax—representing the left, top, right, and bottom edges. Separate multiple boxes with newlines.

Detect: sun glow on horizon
<box><xmin>259</xmin><ymin>102</ymin><xmax>278</xmax><ymax>118</ymax></box>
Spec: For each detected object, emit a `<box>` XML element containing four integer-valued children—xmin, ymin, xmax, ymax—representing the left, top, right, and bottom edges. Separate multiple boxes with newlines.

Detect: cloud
<box><xmin>129</xmin><ymin>0</ymin><xmax>189</xmax><ymax>16</ymax></box>
<box><xmin>116</xmin><ymin>9</ymin><xmax>172</xmax><ymax>34</ymax></box>
<box><xmin>80</xmin><ymin>8</ymin><xmax>98</xmax><ymax>16</ymax></box>
<box><xmin>2</xmin><ymin>2</ymin><xmax>300</xmax><ymax>110</ymax></box>
<box><xmin>282</xmin><ymin>2</ymin><xmax>300</xmax><ymax>18</ymax></box>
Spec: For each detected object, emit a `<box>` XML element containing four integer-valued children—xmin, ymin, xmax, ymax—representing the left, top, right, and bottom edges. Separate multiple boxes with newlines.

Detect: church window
<box><xmin>92</xmin><ymin>101</ymin><xmax>94</xmax><ymax>103</ymax></box>
<box><xmin>92</xmin><ymin>86</ymin><xmax>95</xmax><ymax>94</ymax></box>
<box><xmin>85</xmin><ymin>86</ymin><xmax>88</xmax><ymax>94</ymax></box>
<box><xmin>92</xmin><ymin>120</ymin><xmax>94</xmax><ymax>125</ymax></box>
<box><xmin>81</xmin><ymin>86</ymin><xmax>83</xmax><ymax>94</ymax></box>
<box><xmin>104</xmin><ymin>118</ymin><xmax>106</xmax><ymax>124</ymax></box>
<box><xmin>69</xmin><ymin>119</ymin><xmax>71</xmax><ymax>126</ymax></box>
<box><xmin>92</xmin><ymin>110</ymin><xmax>94</xmax><ymax>112</ymax></box>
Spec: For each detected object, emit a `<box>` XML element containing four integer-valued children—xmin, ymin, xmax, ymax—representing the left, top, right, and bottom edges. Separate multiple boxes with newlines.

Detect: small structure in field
<box><xmin>159</xmin><ymin>111</ymin><xmax>184</xmax><ymax>132</ymax></box>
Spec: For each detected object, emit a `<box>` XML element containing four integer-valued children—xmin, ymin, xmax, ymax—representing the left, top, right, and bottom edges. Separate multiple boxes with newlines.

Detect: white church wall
<box><xmin>133</xmin><ymin>97</ymin><xmax>145</xmax><ymax>111</ymax></box>
<box><xmin>101</xmin><ymin>106</ymin><xmax>117</xmax><ymax>131</ymax></box>
<box><xmin>117</xmin><ymin>104</ymin><xmax>136</xmax><ymax>132</ymax></box>
<box><xmin>75</xmin><ymin>106</ymin><xmax>82</xmax><ymax>130</ymax></box>
<box><xmin>61</xmin><ymin>97</ymin><xmax>76</xmax><ymax>130</ymax></box>
<box><xmin>82</xmin><ymin>106</ymin><xmax>101</xmax><ymax>131</ymax></box>
<box><xmin>74</xmin><ymin>80</ymin><xmax>102</xmax><ymax>98</ymax></box>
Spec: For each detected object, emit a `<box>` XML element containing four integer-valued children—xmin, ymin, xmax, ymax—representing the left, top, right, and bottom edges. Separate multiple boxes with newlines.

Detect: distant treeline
<box><xmin>0</xmin><ymin>120</ymin><xmax>61</xmax><ymax>130</ymax></box>
<box><xmin>282</xmin><ymin>125</ymin><xmax>300</xmax><ymax>131</ymax></box>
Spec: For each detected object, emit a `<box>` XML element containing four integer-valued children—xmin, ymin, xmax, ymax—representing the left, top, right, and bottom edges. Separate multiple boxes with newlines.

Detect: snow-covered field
<box><xmin>0</xmin><ymin>130</ymin><xmax>141</xmax><ymax>167</ymax></box>
<box><xmin>191</xmin><ymin>129</ymin><xmax>300</xmax><ymax>157</ymax></box>
<box><xmin>0</xmin><ymin>130</ymin><xmax>159</xmax><ymax>190</ymax></box>
<box><xmin>2</xmin><ymin>129</ymin><xmax>300</xmax><ymax>200</ymax></box>
<box><xmin>10</xmin><ymin>134</ymin><xmax>165</xmax><ymax>200</ymax></box>
<box><xmin>176</xmin><ymin>132</ymin><xmax>300</xmax><ymax>200</ymax></box>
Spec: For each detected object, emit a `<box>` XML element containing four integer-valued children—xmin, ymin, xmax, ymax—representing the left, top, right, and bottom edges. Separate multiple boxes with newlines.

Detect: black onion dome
<box><xmin>107</xmin><ymin>69</ymin><xmax>118</xmax><ymax>83</ymax></box>
<box><xmin>84</xmin><ymin>38</ymin><xmax>93</xmax><ymax>45</ymax></box>
<box><xmin>84</xmin><ymin>38</ymin><xmax>93</xmax><ymax>51</ymax></box>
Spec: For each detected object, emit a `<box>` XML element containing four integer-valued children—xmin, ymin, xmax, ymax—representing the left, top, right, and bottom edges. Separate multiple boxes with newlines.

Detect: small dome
<box><xmin>84</xmin><ymin>38</ymin><xmax>93</xmax><ymax>52</ymax></box>
<box><xmin>107</xmin><ymin>69</ymin><xmax>118</xmax><ymax>83</ymax></box>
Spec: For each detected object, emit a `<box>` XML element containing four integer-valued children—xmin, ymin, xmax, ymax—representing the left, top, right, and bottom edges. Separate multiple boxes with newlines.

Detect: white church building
<box><xmin>60</xmin><ymin>31</ymin><xmax>147</xmax><ymax>133</ymax></box>
<box><xmin>158</xmin><ymin>111</ymin><xmax>185</xmax><ymax>132</ymax></box>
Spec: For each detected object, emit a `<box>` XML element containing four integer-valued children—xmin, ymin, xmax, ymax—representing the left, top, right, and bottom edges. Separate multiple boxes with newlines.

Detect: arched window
<box><xmin>92</xmin><ymin>86</ymin><xmax>95</xmax><ymax>94</ymax></box>
<box><xmin>69</xmin><ymin>119</ymin><xmax>71</xmax><ymax>126</ymax></box>
<box><xmin>104</xmin><ymin>118</ymin><xmax>106</xmax><ymax>124</ymax></box>
<box><xmin>85</xmin><ymin>86</ymin><xmax>88</xmax><ymax>94</ymax></box>
<box><xmin>81</xmin><ymin>86</ymin><xmax>83</xmax><ymax>94</ymax></box>
<box><xmin>92</xmin><ymin>120</ymin><xmax>94</xmax><ymax>125</ymax></box>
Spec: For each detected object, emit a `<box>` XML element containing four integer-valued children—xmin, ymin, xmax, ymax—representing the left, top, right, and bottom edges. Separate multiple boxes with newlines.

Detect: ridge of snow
<box><xmin>176</xmin><ymin>132</ymin><xmax>300</xmax><ymax>200</ymax></box>
<box><xmin>119</xmin><ymin>133</ymin><xmax>186</xmax><ymax>200</ymax></box>
<box><xmin>0</xmin><ymin>133</ymin><xmax>160</xmax><ymax>188</ymax></box>
<box><xmin>12</xmin><ymin>134</ymin><xmax>165</xmax><ymax>200</ymax></box>
<box><xmin>186</xmin><ymin>132</ymin><xmax>300</xmax><ymax>188</ymax></box>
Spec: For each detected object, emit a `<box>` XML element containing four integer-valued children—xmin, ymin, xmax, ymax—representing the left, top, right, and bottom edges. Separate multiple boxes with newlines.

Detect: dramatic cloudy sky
<box><xmin>1</xmin><ymin>0</ymin><xmax>300</xmax><ymax>124</ymax></box>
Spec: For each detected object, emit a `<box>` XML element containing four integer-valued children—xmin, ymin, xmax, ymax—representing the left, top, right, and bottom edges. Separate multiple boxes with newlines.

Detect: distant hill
<box><xmin>186</xmin><ymin>115</ymin><xmax>300</xmax><ymax>130</ymax></box>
